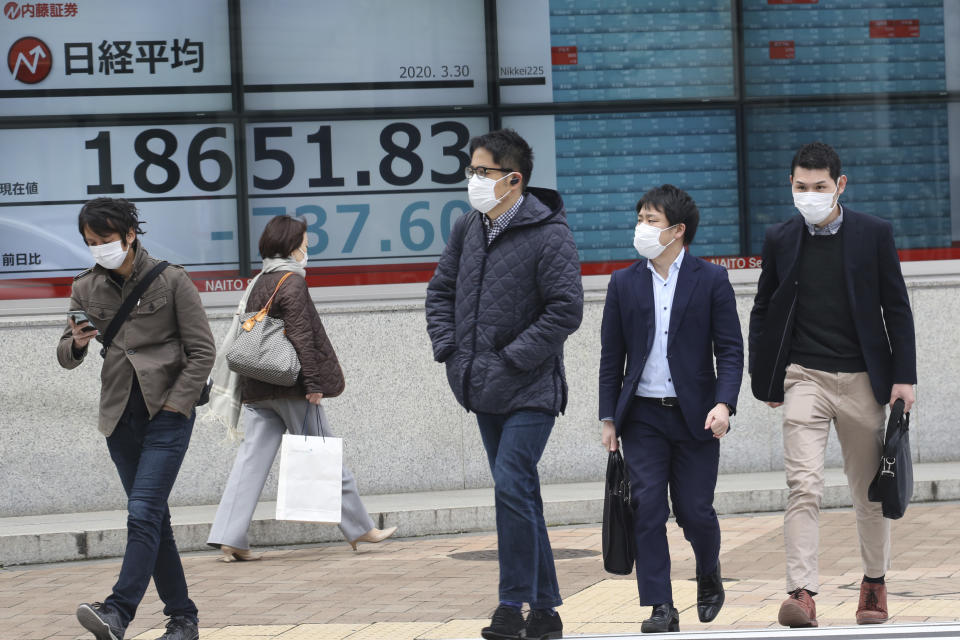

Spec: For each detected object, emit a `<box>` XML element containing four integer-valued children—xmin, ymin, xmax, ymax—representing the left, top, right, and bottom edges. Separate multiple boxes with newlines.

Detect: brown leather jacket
<box><xmin>240</xmin><ymin>271</ymin><xmax>345</xmax><ymax>403</ymax></box>
<box><xmin>57</xmin><ymin>243</ymin><xmax>216</xmax><ymax>435</ymax></box>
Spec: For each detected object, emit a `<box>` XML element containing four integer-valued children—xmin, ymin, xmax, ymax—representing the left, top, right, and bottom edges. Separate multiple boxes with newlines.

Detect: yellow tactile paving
<box><xmin>132</xmin><ymin>629</ymin><xmax>224</xmax><ymax>639</ymax></box>
<box><xmin>732</xmin><ymin>603</ymin><xmax>783</xmax><ymax>623</ymax></box>
<box><xmin>342</xmin><ymin>622</ymin><xmax>442</xmax><ymax>639</ymax></box>
<box><xmin>414</xmin><ymin>618</ymin><xmax>488</xmax><ymax>639</ymax></box>
<box><xmin>568</xmin><ymin>621</ymin><xmax>647</xmax><ymax>634</ymax></box>
<box><xmin>697</xmin><ymin>604</ymin><xmax>752</xmax><ymax>626</ymax></box>
<box><xmin>274</xmin><ymin>623</ymin><xmax>369</xmax><ymax>639</ymax></box>
<box><xmin>204</xmin><ymin>625</ymin><xmax>297</xmax><ymax>637</ymax></box>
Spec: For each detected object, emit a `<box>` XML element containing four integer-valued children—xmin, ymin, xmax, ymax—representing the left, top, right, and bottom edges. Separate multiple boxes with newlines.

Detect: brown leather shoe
<box><xmin>778</xmin><ymin>588</ymin><xmax>817</xmax><ymax>627</ymax></box>
<box><xmin>856</xmin><ymin>581</ymin><xmax>889</xmax><ymax>624</ymax></box>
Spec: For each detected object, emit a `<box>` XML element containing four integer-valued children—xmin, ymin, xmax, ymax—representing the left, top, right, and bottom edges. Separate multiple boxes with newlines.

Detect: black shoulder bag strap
<box><xmin>100</xmin><ymin>261</ymin><xmax>169</xmax><ymax>358</ymax></box>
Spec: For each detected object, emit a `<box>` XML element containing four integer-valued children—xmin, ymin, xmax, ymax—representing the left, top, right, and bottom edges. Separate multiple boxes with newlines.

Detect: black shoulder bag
<box><xmin>867</xmin><ymin>399</ymin><xmax>913</xmax><ymax>519</ymax></box>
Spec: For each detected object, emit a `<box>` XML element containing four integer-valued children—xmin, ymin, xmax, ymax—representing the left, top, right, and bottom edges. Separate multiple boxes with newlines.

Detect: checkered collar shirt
<box><xmin>484</xmin><ymin>194</ymin><xmax>524</xmax><ymax>245</ymax></box>
<box><xmin>805</xmin><ymin>204</ymin><xmax>844</xmax><ymax>236</ymax></box>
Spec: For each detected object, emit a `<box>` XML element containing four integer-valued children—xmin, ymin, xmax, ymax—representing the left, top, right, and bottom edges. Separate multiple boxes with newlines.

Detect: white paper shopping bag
<box><xmin>276</xmin><ymin>433</ymin><xmax>342</xmax><ymax>523</ymax></box>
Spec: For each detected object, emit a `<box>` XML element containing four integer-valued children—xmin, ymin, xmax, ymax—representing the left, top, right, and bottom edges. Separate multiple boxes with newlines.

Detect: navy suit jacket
<box><xmin>748</xmin><ymin>208</ymin><xmax>917</xmax><ymax>404</ymax></box>
<box><xmin>598</xmin><ymin>253</ymin><xmax>744</xmax><ymax>440</ymax></box>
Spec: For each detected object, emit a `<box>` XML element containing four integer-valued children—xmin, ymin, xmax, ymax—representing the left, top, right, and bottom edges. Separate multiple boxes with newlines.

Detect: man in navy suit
<box><xmin>749</xmin><ymin>142</ymin><xmax>916</xmax><ymax>628</ymax></box>
<box><xmin>599</xmin><ymin>184</ymin><xmax>743</xmax><ymax>634</ymax></box>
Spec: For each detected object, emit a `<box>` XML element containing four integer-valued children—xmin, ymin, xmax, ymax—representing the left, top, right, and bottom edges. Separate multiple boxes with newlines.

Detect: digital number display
<box><xmin>240</xmin><ymin>0</ymin><xmax>487</xmax><ymax>110</ymax></box>
<box><xmin>743</xmin><ymin>0</ymin><xmax>947</xmax><ymax>96</ymax></box>
<box><xmin>246</xmin><ymin>117</ymin><xmax>488</xmax><ymax>265</ymax></box>
<box><xmin>0</xmin><ymin>124</ymin><xmax>239</xmax><ymax>282</ymax></box>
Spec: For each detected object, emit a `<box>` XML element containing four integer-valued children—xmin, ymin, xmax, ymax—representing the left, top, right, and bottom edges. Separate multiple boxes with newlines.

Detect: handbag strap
<box><xmin>242</xmin><ymin>271</ymin><xmax>294</xmax><ymax>331</ymax></box>
<box><xmin>263</xmin><ymin>272</ymin><xmax>294</xmax><ymax>314</ymax></box>
<box><xmin>100</xmin><ymin>261</ymin><xmax>169</xmax><ymax>358</ymax></box>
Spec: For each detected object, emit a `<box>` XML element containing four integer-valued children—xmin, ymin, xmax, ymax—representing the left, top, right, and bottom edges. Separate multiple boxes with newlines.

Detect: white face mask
<box><xmin>793</xmin><ymin>185</ymin><xmax>839</xmax><ymax>225</ymax></box>
<box><xmin>293</xmin><ymin>247</ymin><xmax>308</xmax><ymax>268</ymax></box>
<box><xmin>633</xmin><ymin>223</ymin><xmax>678</xmax><ymax>260</ymax></box>
<box><xmin>468</xmin><ymin>173</ymin><xmax>514</xmax><ymax>214</ymax></box>
<box><xmin>89</xmin><ymin>239</ymin><xmax>129</xmax><ymax>270</ymax></box>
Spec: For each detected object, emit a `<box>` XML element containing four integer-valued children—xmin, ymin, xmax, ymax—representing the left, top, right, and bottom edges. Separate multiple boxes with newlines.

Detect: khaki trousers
<box><xmin>782</xmin><ymin>363</ymin><xmax>889</xmax><ymax>593</ymax></box>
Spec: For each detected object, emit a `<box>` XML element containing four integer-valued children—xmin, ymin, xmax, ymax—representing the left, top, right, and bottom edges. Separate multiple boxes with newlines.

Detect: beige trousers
<box><xmin>782</xmin><ymin>363</ymin><xmax>889</xmax><ymax>593</ymax></box>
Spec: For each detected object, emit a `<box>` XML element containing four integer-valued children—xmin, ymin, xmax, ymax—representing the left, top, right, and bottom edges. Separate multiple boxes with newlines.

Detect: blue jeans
<box><xmin>476</xmin><ymin>410</ymin><xmax>562</xmax><ymax>609</ymax></box>
<box><xmin>104</xmin><ymin>381</ymin><xmax>198</xmax><ymax>627</ymax></box>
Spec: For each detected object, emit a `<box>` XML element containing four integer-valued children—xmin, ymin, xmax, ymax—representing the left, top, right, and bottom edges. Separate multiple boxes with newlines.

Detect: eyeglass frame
<box><xmin>464</xmin><ymin>165</ymin><xmax>516</xmax><ymax>179</ymax></box>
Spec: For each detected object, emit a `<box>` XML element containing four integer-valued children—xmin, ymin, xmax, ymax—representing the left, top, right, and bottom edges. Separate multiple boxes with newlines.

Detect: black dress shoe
<box><xmin>697</xmin><ymin>562</ymin><xmax>725</xmax><ymax>622</ymax></box>
<box><xmin>525</xmin><ymin>609</ymin><xmax>563</xmax><ymax>639</ymax></box>
<box><xmin>641</xmin><ymin>603</ymin><xmax>679</xmax><ymax>633</ymax></box>
<box><xmin>481</xmin><ymin>604</ymin><xmax>525</xmax><ymax>640</ymax></box>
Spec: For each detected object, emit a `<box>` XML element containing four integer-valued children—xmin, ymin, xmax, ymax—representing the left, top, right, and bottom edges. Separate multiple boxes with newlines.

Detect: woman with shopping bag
<box><xmin>206</xmin><ymin>215</ymin><xmax>395</xmax><ymax>561</ymax></box>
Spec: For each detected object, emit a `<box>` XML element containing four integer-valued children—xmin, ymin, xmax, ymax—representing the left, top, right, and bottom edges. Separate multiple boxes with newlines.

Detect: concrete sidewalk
<box><xmin>3</xmin><ymin>463</ymin><xmax>960</xmax><ymax>567</ymax></box>
<box><xmin>1</xmin><ymin>503</ymin><xmax>959</xmax><ymax>639</ymax></box>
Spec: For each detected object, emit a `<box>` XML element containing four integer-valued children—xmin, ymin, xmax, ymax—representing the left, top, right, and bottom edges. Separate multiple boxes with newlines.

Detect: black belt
<box><xmin>637</xmin><ymin>396</ymin><xmax>680</xmax><ymax>408</ymax></box>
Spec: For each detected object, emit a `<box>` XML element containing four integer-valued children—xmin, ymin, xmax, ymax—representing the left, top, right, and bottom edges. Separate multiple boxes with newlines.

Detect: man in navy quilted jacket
<box><xmin>426</xmin><ymin>128</ymin><xmax>584</xmax><ymax>640</ymax></box>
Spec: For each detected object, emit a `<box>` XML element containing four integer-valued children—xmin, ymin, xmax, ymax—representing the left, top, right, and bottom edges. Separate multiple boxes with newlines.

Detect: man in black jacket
<box><xmin>426</xmin><ymin>129</ymin><xmax>583</xmax><ymax>640</ymax></box>
<box><xmin>748</xmin><ymin>142</ymin><xmax>916</xmax><ymax>629</ymax></box>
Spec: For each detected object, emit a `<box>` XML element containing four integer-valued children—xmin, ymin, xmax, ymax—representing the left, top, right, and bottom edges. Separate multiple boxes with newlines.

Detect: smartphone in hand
<box><xmin>68</xmin><ymin>310</ymin><xmax>97</xmax><ymax>332</ymax></box>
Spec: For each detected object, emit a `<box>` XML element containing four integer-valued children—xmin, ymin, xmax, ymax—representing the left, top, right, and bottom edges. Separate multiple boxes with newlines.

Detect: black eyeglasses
<box><xmin>465</xmin><ymin>165</ymin><xmax>515</xmax><ymax>179</ymax></box>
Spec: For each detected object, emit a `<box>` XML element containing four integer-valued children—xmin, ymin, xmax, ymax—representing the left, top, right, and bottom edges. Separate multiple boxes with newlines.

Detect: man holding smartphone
<box><xmin>58</xmin><ymin>198</ymin><xmax>215</xmax><ymax>640</ymax></box>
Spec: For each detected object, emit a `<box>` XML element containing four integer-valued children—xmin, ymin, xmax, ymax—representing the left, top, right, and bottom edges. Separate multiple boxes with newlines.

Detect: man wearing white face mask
<box><xmin>749</xmin><ymin>142</ymin><xmax>917</xmax><ymax>628</ymax></box>
<box><xmin>426</xmin><ymin>129</ymin><xmax>583</xmax><ymax>640</ymax></box>
<box><xmin>58</xmin><ymin>198</ymin><xmax>215</xmax><ymax>640</ymax></box>
<box><xmin>598</xmin><ymin>184</ymin><xmax>743</xmax><ymax>633</ymax></box>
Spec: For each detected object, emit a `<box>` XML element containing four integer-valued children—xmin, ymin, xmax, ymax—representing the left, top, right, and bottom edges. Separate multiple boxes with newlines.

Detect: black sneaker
<box><xmin>76</xmin><ymin>602</ymin><xmax>124</xmax><ymax>640</ymax></box>
<box><xmin>158</xmin><ymin>616</ymin><xmax>199</xmax><ymax>640</ymax></box>
<box><xmin>481</xmin><ymin>604</ymin><xmax>524</xmax><ymax>640</ymax></box>
<box><xmin>526</xmin><ymin>609</ymin><xmax>563</xmax><ymax>639</ymax></box>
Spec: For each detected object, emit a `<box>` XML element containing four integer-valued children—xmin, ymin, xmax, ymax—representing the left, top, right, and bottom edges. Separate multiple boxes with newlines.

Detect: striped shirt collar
<box><xmin>484</xmin><ymin>194</ymin><xmax>524</xmax><ymax>245</ymax></box>
<box><xmin>805</xmin><ymin>204</ymin><xmax>844</xmax><ymax>236</ymax></box>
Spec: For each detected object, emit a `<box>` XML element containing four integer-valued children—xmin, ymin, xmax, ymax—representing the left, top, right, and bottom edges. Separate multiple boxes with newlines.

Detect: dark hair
<box><xmin>77</xmin><ymin>198</ymin><xmax>145</xmax><ymax>242</ymax></box>
<box><xmin>791</xmin><ymin>141</ymin><xmax>842</xmax><ymax>182</ymax></box>
<box><xmin>636</xmin><ymin>184</ymin><xmax>700</xmax><ymax>245</ymax></box>
<box><xmin>468</xmin><ymin>128</ymin><xmax>534</xmax><ymax>189</ymax></box>
<box><xmin>259</xmin><ymin>215</ymin><xmax>307</xmax><ymax>259</ymax></box>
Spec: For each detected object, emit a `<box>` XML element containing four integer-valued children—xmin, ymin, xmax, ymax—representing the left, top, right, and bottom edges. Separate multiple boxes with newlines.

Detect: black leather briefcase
<box><xmin>602</xmin><ymin>449</ymin><xmax>635</xmax><ymax>575</ymax></box>
<box><xmin>867</xmin><ymin>399</ymin><xmax>913</xmax><ymax>520</ymax></box>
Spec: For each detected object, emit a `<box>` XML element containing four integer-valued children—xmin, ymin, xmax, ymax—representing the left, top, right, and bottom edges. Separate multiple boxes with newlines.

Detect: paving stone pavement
<box><xmin>1</xmin><ymin>503</ymin><xmax>959</xmax><ymax>639</ymax></box>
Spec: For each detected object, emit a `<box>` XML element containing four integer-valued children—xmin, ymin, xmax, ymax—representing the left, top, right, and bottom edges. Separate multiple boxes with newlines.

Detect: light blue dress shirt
<box><xmin>635</xmin><ymin>248</ymin><xmax>685</xmax><ymax>398</ymax></box>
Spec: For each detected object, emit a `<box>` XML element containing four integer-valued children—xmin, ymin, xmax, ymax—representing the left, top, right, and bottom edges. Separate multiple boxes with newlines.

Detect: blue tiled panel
<box><xmin>743</xmin><ymin>0</ymin><xmax>946</xmax><ymax>97</ymax></box>
<box><xmin>549</xmin><ymin>0</ymin><xmax>735</xmax><ymax>101</ymax></box>
<box><xmin>555</xmin><ymin>111</ymin><xmax>740</xmax><ymax>262</ymax></box>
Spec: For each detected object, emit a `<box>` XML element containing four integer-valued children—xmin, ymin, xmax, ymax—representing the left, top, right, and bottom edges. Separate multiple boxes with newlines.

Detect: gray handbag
<box><xmin>225</xmin><ymin>272</ymin><xmax>302</xmax><ymax>386</ymax></box>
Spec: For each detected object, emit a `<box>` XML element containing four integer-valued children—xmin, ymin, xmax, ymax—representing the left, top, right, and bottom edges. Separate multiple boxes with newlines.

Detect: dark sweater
<box><xmin>789</xmin><ymin>229</ymin><xmax>866</xmax><ymax>373</ymax></box>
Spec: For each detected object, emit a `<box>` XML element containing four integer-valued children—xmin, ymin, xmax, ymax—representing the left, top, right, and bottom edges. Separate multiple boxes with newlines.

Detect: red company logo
<box><xmin>8</xmin><ymin>36</ymin><xmax>51</xmax><ymax>83</ymax></box>
<box><xmin>4</xmin><ymin>2</ymin><xmax>78</xmax><ymax>19</ymax></box>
